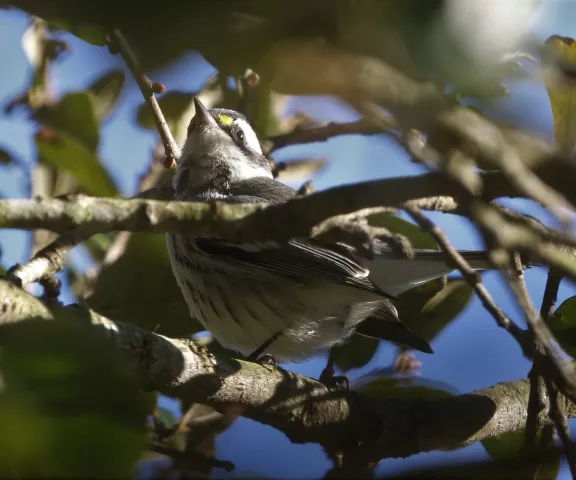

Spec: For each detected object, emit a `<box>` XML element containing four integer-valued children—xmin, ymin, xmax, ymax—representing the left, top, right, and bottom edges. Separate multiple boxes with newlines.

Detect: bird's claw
<box><xmin>319</xmin><ymin>370</ymin><xmax>350</xmax><ymax>390</ymax></box>
<box><xmin>252</xmin><ymin>354</ymin><xmax>278</xmax><ymax>368</ymax></box>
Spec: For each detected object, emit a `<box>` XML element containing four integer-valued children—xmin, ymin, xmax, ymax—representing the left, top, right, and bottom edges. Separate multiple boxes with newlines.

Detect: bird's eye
<box><xmin>233</xmin><ymin>128</ymin><xmax>246</xmax><ymax>144</ymax></box>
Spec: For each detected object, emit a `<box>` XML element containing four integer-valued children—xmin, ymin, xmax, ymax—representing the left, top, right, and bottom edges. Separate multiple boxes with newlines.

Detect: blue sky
<box><xmin>2</xmin><ymin>2</ymin><xmax>576</xmax><ymax>478</ymax></box>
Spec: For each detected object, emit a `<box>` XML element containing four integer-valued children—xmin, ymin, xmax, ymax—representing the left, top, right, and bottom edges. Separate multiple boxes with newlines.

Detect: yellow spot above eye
<box><xmin>217</xmin><ymin>114</ymin><xmax>233</xmax><ymax>126</ymax></box>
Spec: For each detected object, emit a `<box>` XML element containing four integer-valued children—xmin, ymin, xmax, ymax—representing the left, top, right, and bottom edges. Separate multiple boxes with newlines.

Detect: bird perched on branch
<box><xmin>166</xmin><ymin>97</ymin><xmax>492</xmax><ymax>375</ymax></box>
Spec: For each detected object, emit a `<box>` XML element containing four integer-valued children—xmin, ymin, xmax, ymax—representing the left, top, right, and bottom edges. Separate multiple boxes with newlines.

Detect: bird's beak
<box><xmin>191</xmin><ymin>97</ymin><xmax>218</xmax><ymax>129</ymax></box>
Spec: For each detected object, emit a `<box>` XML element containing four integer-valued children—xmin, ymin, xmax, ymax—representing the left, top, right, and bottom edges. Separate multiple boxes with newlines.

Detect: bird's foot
<box><xmin>319</xmin><ymin>366</ymin><xmax>349</xmax><ymax>390</ymax></box>
<box><xmin>252</xmin><ymin>354</ymin><xmax>278</xmax><ymax>368</ymax></box>
<box><xmin>245</xmin><ymin>332</ymin><xmax>282</xmax><ymax>365</ymax></box>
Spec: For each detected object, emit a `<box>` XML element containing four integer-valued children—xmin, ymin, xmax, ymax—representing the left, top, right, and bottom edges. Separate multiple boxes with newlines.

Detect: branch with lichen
<box><xmin>1</xmin><ymin>277</ymin><xmax>575</xmax><ymax>463</ymax></box>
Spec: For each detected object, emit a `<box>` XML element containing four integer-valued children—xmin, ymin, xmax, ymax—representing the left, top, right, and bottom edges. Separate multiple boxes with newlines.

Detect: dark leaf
<box><xmin>398</xmin><ymin>278</ymin><xmax>474</xmax><ymax>344</ymax></box>
<box><xmin>46</xmin><ymin>18</ymin><xmax>106</xmax><ymax>45</ymax></box>
<box><xmin>83</xmin><ymin>232</ymin><xmax>115</xmax><ymax>263</ymax></box>
<box><xmin>36</xmin><ymin>129</ymin><xmax>118</xmax><ymax>197</ymax></box>
<box><xmin>88</xmin><ymin>69</ymin><xmax>126</xmax><ymax>123</ymax></box>
<box><xmin>37</xmin><ymin>91</ymin><xmax>100</xmax><ymax>152</ymax></box>
<box><xmin>332</xmin><ymin>335</ymin><xmax>379</xmax><ymax>372</ymax></box>
<box><xmin>367</xmin><ymin>212</ymin><xmax>438</xmax><ymax>250</ymax></box>
<box><xmin>87</xmin><ymin>233</ymin><xmax>202</xmax><ymax>336</ymax></box>
<box><xmin>483</xmin><ymin>429</ymin><xmax>560</xmax><ymax>480</ymax></box>
<box><xmin>0</xmin><ymin>317</ymin><xmax>149</xmax><ymax>478</ymax></box>
<box><xmin>352</xmin><ymin>371</ymin><xmax>456</xmax><ymax>401</ymax></box>
<box><xmin>0</xmin><ymin>147</ymin><xmax>17</xmax><ymax>165</ymax></box>
<box><xmin>393</xmin><ymin>450</ymin><xmax>561</xmax><ymax>480</ymax></box>
<box><xmin>549</xmin><ymin>295</ymin><xmax>576</xmax><ymax>358</ymax></box>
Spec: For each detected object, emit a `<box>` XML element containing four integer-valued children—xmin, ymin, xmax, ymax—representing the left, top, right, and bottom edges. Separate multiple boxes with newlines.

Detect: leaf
<box><xmin>398</xmin><ymin>279</ymin><xmax>474</xmax><ymax>344</ymax></box>
<box><xmin>549</xmin><ymin>295</ymin><xmax>576</xmax><ymax>358</ymax></box>
<box><xmin>83</xmin><ymin>233</ymin><xmax>115</xmax><ymax>262</ymax></box>
<box><xmin>37</xmin><ymin>91</ymin><xmax>100</xmax><ymax>152</ymax></box>
<box><xmin>353</xmin><ymin>372</ymin><xmax>456</xmax><ymax>401</ymax></box>
<box><xmin>542</xmin><ymin>35</ymin><xmax>576</xmax><ymax>154</ymax></box>
<box><xmin>483</xmin><ymin>430</ymin><xmax>560</xmax><ymax>480</ymax></box>
<box><xmin>88</xmin><ymin>70</ymin><xmax>126</xmax><ymax>123</ymax></box>
<box><xmin>274</xmin><ymin>158</ymin><xmax>327</xmax><ymax>182</ymax></box>
<box><xmin>332</xmin><ymin>335</ymin><xmax>379</xmax><ymax>372</ymax></box>
<box><xmin>0</xmin><ymin>147</ymin><xmax>17</xmax><ymax>165</ymax></box>
<box><xmin>46</xmin><ymin>19</ymin><xmax>106</xmax><ymax>45</ymax></box>
<box><xmin>366</xmin><ymin>212</ymin><xmax>438</xmax><ymax>250</ymax></box>
<box><xmin>0</xmin><ymin>317</ymin><xmax>148</xmax><ymax>478</ymax></box>
<box><xmin>36</xmin><ymin>129</ymin><xmax>118</xmax><ymax>197</ymax></box>
<box><xmin>87</xmin><ymin>233</ymin><xmax>202</xmax><ymax>336</ymax></box>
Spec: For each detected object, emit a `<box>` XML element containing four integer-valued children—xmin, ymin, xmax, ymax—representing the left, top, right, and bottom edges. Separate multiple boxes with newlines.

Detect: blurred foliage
<box><xmin>87</xmin><ymin>233</ymin><xmax>202</xmax><ymax>337</ymax></box>
<box><xmin>87</xmin><ymin>69</ymin><xmax>126</xmax><ymax>123</ymax></box>
<box><xmin>549</xmin><ymin>295</ymin><xmax>576</xmax><ymax>358</ymax></box>
<box><xmin>482</xmin><ymin>429</ymin><xmax>560</xmax><ymax>480</ymax></box>
<box><xmin>11</xmin><ymin>0</ymin><xmax>538</xmax><ymax>98</ymax></box>
<box><xmin>542</xmin><ymin>35</ymin><xmax>576</xmax><ymax>155</ymax></box>
<box><xmin>0</xmin><ymin>146</ymin><xmax>17</xmax><ymax>165</ymax></box>
<box><xmin>35</xmin><ymin>90</ymin><xmax>118</xmax><ymax>196</ymax></box>
<box><xmin>353</xmin><ymin>370</ymin><xmax>456</xmax><ymax>401</ymax></box>
<box><xmin>0</xmin><ymin>317</ymin><xmax>149</xmax><ymax>477</ymax></box>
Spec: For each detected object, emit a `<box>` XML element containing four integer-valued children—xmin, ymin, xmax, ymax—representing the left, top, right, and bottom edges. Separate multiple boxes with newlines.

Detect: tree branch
<box><xmin>1</xmin><ymin>278</ymin><xmax>575</xmax><ymax>463</ymax></box>
<box><xmin>5</xmin><ymin>177</ymin><xmax>174</xmax><ymax>289</ymax></box>
<box><xmin>106</xmin><ymin>29</ymin><xmax>180</xmax><ymax>165</ymax></box>
<box><xmin>0</xmin><ymin>166</ymin><xmax>572</xmax><ymax>241</ymax></box>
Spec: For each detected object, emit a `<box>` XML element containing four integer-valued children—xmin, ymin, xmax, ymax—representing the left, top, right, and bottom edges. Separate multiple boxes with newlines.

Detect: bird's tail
<box><xmin>370</xmin><ymin>249</ymin><xmax>493</xmax><ymax>296</ymax></box>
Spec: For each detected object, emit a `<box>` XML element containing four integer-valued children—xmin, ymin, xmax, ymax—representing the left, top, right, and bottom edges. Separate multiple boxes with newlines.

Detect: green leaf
<box><xmin>353</xmin><ymin>373</ymin><xmax>456</xmax><ymax>401</ymax></box>
<box><xmin>36</xmin><ymin>130</ymin><xmax>118</xmax><ymax>197</ymax></box>
<box><xmin>37</xmin><ymin>91</ymin><xmax>100</xmax><ymax>152</ymax></box>
<box><xmin>543</xmin><ymin>35</ymin><xmax>576</xmax><ymax>154</ymax></box>
<box><xmin>88</xmin><ymin>70</ymin><xmax>126</xmax><ymax>123</ymax></box>
<box><xmin>549</xmin><ymin>295</ymin><xmax>576</xmax><ymax>358</ymax></box>
<box><xmin>398</xmin><ymin>278</ymin><xmax>474</xmax><ymax>344</ymax></box>
<box><xmin>366</xmin><ymin>212</ymin><xmax>438</xmax><ymax>250</ymax></box>
<box><xmin>483</xmin><ymin>429</ymin><xmax>560</xmax><ymax>480</ymax></box>
<box><xmin>83</xmin><ymin>233</ymin><xmax>115</xmax><ymax>263</ymax></box>
<box><xmin>0</xmin><ymin>317</ymin><xmax>148</xmax><ymax>478</ymax></box>
<box><xmin>87</xmin><ymin>233</ymin><xmax>202</xmax><ymax>336</ymax></box>
<box><xmin>332</xmin><ymin>335</ymin><xmax>379</xmax><ymax>372</ymax></box>
<box><xmin>47</xmin><ymin>19</ymin><xmax>106</xmax><ymax>45</ymax></box>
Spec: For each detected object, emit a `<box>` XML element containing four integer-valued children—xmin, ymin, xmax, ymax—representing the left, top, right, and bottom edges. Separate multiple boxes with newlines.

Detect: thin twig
<box><xmin>4</xmin><ymin>179</ymin><xmax>173</xmax><ymax>289</ymax></box>
<box><xmin>543</xmin><ymin>375</ymin><xmax>576</xmax><ymax>478</ymax></box>
<box><xmin>498</xmin><ymin>265</ymin><xmax>576</xmax><ymax>400</ymax></box>
<box><xmin>524</xmin><ymin>269</ymin><xmax>563</xmax><ymax>452</ymax></box>
<box><xmin>264</xmin><ymin>117</ymin><xmax>395</xmax><ymax>154</ymax></box>
<box><xmin>105</xmin><ymin>29</ymin><xmax>180</xmax><ymax>165</ymax></box>
<box><xmin>404</xmin><ymin>206</ymin><xmax>531</xmax><ymax>354</ymax></box>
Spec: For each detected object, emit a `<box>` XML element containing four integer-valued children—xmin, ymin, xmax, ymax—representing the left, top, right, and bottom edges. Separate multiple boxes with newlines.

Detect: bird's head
<box><xmin>174</xmin><ymin>97</ymin><xmax>272</xmax><ymax>199</ymax></box>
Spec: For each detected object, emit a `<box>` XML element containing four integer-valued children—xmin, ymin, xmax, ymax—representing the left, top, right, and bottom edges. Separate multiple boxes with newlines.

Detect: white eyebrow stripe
<box><xmin>234</xmin><ymin>118</ymin><xmax>262</xmax><ymax>154</ymax></box>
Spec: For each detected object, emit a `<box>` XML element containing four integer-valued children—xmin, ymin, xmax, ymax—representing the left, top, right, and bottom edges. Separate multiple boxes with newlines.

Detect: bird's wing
<box><xmin>193</xmin><ymin>177</ymin><xmax>392</xmax><ymax>299</ymax></box>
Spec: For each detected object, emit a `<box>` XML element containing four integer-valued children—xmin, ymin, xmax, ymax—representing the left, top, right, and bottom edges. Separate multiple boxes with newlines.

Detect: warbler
<box><xmin>166</xmin><ymin>98</ymin><xmax>492</xmax><ymax>364</ymax></box>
